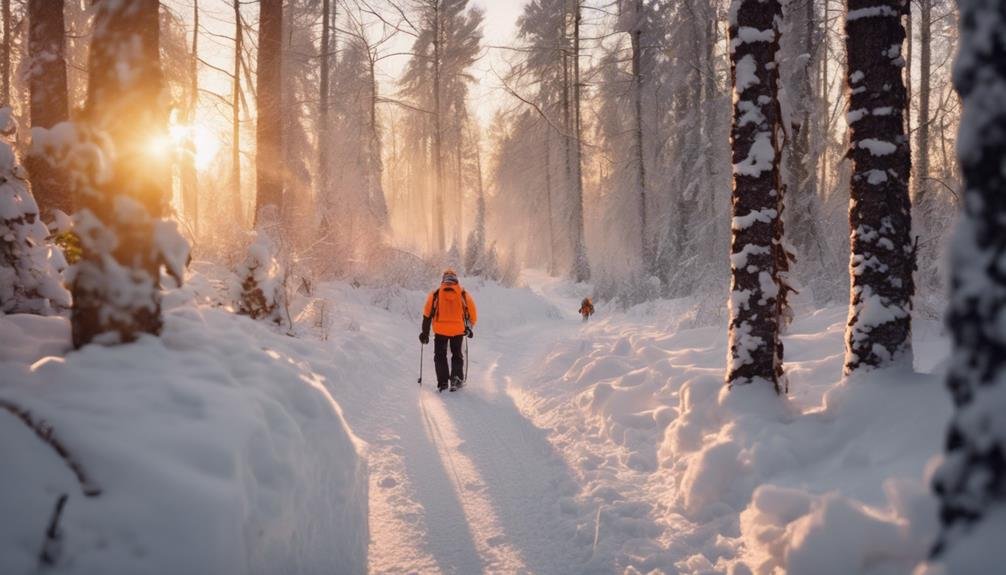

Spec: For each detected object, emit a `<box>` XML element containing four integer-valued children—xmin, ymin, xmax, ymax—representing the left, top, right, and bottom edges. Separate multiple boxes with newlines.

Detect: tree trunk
<box><xmin>561</xmin><ymin>28</ymin><xmax>573</xmax><ymax>268</ymax></box>
<box><xmin>914</xmin><ymin>0</ymin><xmax>931</xmax><ymax>211</ymax></box>
<box><xmin>784</xmin><ymin>0</ymin><xmax>825</xmax><ymax>278</ymax></box>
<box><xmin>73</xmin><ymin>0</ymin><xmax>170</xmax><ymax>347</ymax></box>
<box><xmin>570</xmin><ymin>0</ymin><xmax>589</xmax><ymax>282</ymax></box>
<box><xmin>931</xmin><ymin>0</ymin><xmax>1006</xmax><ymax>559</ymax></box>
<box><xmin>255</xmin><ymin>0</ymin><xmax>283</xmax><ymax>227</ymax></box>
<box><xmin>367</xmin><ymin>53</ymin><xmax>387</xmax><ymax>229</ymax></box>
<box><xmin>232</xmin><ymin>0</ymin><xmax>243</xmax><ymax>223</ymax></box>
<box><xmin>843</xmin><ymin>0</ymin><xmax>914</xmax><ymax>374</ymax></box>
<box><xmin>432</xmin><ymin>0</ymin><xmax>446</xmax><ymax>253</ymax></box>
<box><xmin>726</xmin><ymin>0</ymin><xmax>786</xmax><ymax>391</ymax></box>
<box><xmin>819</xmin><ymin>0</ymin><xmax>830</xmax><ymax>196</ymax></box>
<box><xmin>630</xmin><ymin>0</ymin><xmax>648</xmax><ymax>273</ymax></box>
<box><xmin>26</xmin><ymin>0</ymin><xmax>71</xmax><ymax>222</ymax></box>
<box><xmin>318</xmin><ymin>0</ymin><xmax>332</xmax><ymax>218</ymax></box>
<box><xmin>181</xmin><ymin>0</ymin><xmax>199</xmax><ymax>235</ymax></box>
<box><xmin>2</xmin><ymin>0</ymin><xmax>10</xmax><ymax>106</ymax></box>
<box><xmin>544</xmin><ymin>125</ymin><xmax>555</xmax><ymax>275</ymax></box>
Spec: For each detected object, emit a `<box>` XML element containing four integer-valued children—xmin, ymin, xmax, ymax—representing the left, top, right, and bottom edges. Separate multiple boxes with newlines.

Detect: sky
<box><xmin>166</xmin><ymin>0</ymin><xmax>529</xmax><ymax>138</ymax></box>
<box><xmin>469</xmin><ymin>0</ymin><xmax>529</xmax><ymax>125</ymax></box>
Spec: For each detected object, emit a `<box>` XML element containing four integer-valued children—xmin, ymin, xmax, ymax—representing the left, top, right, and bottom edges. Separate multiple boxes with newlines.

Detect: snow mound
<box><xmin>508</xmin><ymin>287</ymin><xmax>951</xmax><ymax>574</ymax></box>
<box><xmin>0</xmin><ymin>284</ymin><xmax>368</xmax><ymax>574</ymax></box>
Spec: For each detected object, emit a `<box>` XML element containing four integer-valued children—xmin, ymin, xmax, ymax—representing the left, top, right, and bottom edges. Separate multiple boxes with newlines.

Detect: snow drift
<box><xmin>0</xmin><ymin>281</ymin><xmax>368</xmax><ymax>575</ymax></box>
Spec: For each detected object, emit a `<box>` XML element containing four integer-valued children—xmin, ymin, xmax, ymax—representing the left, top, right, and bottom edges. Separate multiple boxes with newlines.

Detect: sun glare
<box><xmin>168</xmin><ymin>123</ymin><xmax>221</xmax><ymax>170</ymax></box>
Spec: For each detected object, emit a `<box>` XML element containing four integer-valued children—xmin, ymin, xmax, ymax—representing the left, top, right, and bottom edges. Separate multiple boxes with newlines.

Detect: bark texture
<box><xmin>26</xmin><ymin>0</ymin><xmax>71</xmax><ymax>221</ymax></box>
<box><xmin>843</xmin><ymin>0</ymin><xmax>915</xmax><ymax>374</ymax></box>
<box><xmin>726</xmin><ymin>0</ymin><xmax>787</xmax><ymax>391</ymax></box>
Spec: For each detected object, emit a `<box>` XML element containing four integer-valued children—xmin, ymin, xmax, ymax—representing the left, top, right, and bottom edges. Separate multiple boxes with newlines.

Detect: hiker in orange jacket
<box><xmin>419</xmin><ymin>269</ymin><xmax>478</xmax><ymax>391</ymax></box>
<box><xmin>579</xmin><ymin>297</ymin><xmax>595</xmax><ymax>322</ymax></box>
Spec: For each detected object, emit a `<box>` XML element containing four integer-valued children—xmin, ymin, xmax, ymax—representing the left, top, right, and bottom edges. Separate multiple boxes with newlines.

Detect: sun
<box><xmin>168</xmin><ymin>123</ymin><xmax>221</xmax><ymax>171</ymax></box>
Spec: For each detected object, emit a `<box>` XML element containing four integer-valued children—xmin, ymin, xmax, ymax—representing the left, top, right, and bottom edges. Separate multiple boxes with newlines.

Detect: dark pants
<box><xmin>434</xmin><ymin>334</ymin><xmax>464</xmax><ymax>387</ymax></box>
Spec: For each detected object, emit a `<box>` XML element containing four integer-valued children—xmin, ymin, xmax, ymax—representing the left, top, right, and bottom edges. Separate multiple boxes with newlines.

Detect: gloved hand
<box><xmin>465</xmin><ymin>327</ymin><xmax>474</xmax><ymax>339</ymax></box>
<box><xmin>419</xmin><ymin>332</ymin><xmax>429</xmax><ymax>345</ymax></box>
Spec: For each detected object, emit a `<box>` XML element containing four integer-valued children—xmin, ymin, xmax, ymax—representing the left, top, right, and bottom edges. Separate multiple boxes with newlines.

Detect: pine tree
<box><xmin>726</xmin><ymin>0</ymin><xmax>788</xmax><ymax>391</ymax></box>
<box><xmin>930</xmin><ymin>0</ymin><xmax>1006</xmax><ymax>560</ymax></box>
<box><xmin>843</xmin><ymin>0</ymin><xmax>914</xmax><ymax>374</ymax></box>
<box><xmin>70</xmin><ymin>0</ymin><xmax>187</xmax><ymax>347</ymax></box>
<box><xmin>0</xmin><ymin>108</ymin><xmax>67</xmax><ymax>315</ymax></box>
<box><xmin>400</xmin><ymin>0</ymin><xmax>483</xmax><ymax>254</ymax></box>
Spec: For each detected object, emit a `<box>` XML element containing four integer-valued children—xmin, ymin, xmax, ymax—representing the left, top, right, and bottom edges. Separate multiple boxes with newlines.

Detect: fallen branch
<box><xmin>0</xmin><ymin>399</ymin><xmax>102</xmax><ymax>497</ymax></box>
<box><xmin>38</xmin><ymin>493</ymin><xmax>68</xmax><ymax>567</ymax></box>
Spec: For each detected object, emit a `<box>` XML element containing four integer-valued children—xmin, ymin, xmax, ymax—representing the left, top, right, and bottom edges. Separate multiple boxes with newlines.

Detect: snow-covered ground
<box><xmin>1</xmin><ymin>267</ymin><xmax>952</xmax><ymax>574</ymax></box>
<box><xmin>317</xmin><ymin>269</ymin><xmax>952</xmax><ymax>574</ymax></box>
<box><xmin>0</xmin><ymin>277</ymin><xmax>368</xmax><ymax>575</ymax></box>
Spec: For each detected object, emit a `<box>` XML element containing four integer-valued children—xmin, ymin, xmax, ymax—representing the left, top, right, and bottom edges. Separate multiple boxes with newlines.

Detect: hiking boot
<box><xmin>449</xmin><ymin>376</ymin><xmax>464</xmax><ymax>392</ymax></box>
<box><xmin>437</xmin><ymin>381</ymin><xmax>448</xmax><ymax>392</ymax></box>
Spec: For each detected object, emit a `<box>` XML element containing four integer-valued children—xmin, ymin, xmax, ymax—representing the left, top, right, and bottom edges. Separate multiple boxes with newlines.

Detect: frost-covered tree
<box><xmin>725</xmin><ymin>0</ymin><xmax>789</xmax><ymax>391</ymax></box>
<box><xmin>463</xmin><ymin>124</ymin><xmax>486</xmax><ymax>274</ymax></box>
<box><xmin>399</xmin><ymin>0</ymin><xmax>483</xmax><ymax>254</ymax></box>
<box><xmin>236</xmin><ymin>226</ymin><xmax>286</xmax><ymax>324</ymax></box>
<box><xmin>70</xmin><ymin>0</ymin><xmax>187</xmax><ymax>347</ymax></box>
<box><xmin>843</xmin><ymin>0</ymin><xmax>914</xmax><ymax>374</ymax></box>
<box><xmin>324</xmin><ymin>17</ymin><xmax>390</xmax><ymax>254</ymax></box>
<box><xmin>0</xmin><ymin>108</ymin><xmax>67</xmax><ymax>315</ymax></box>
<box><xmin>930</xmin><ymin>0</ymin><xmax>1006</xmax><ymax>560</ymax></box>
<box><xmin>594</xmin><ymin>0</ymin><xmax>667</xmax><ymax>279</ymax></box>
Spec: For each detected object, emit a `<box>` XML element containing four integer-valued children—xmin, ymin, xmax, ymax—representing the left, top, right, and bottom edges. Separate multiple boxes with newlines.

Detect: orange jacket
<box><xmin>423</xmin><ymin>283</ymin><xmax>478</xmax><ymax>337</ymax></box>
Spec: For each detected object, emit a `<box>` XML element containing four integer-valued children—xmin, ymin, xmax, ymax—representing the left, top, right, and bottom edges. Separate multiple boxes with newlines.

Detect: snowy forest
<box><xmin>1</xmin><ymin>0</ymin><xmax>1004</xmax><ymax>573</ymax></box>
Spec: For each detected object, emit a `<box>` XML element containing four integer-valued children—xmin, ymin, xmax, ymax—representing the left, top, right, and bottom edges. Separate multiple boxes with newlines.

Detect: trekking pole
<box><xmin>418</xmin><ymin>343</ymin><xmax>424</xmax><ymax>387</ymax></box>
<box><xmin>464</xmin><ymin>337</ymin><xmax>469</xmax><ymax>385</ymax></box>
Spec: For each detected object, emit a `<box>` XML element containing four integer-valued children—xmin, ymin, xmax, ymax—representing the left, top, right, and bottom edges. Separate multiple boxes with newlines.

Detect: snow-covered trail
<box><xmin>317</xmin><ymin>273</ymin><xmax>601</xmax><ymax>574</ymax></box>
<box><xmin>314</xmin><ymin>268</ymin><xmax>953</xmax><ymax>574</ymax></box>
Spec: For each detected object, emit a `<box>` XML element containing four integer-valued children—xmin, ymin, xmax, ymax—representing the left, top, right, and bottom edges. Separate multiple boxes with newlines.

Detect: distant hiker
<box><xmin>579</xmin><ymin>297</ymin><xmax>595</xmax><ymax>322</ymax></box>
<box><xmin>419</xmin><ymin>269</ymin><xmax>478</xmax><ymax>392</ymax></box>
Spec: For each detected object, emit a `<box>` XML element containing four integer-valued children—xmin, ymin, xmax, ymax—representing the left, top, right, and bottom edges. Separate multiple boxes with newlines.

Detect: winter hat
<box><xmin>442</xmin><ymin>269</ymin><xmax>459</xmax><ymax>284</ymax></box>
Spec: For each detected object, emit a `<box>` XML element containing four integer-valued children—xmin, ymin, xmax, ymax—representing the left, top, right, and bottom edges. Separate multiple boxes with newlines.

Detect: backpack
<box><xmin>431</xmin><ymin>286</ymin><xmax>472</xmax><ymax>329</ymax></box>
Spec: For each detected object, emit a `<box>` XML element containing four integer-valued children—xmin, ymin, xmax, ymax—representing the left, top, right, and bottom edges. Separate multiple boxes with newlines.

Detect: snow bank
<box><xmin>0</xmin><ymin>279</ymin><xmax>368</xmax><ymax>574</ymax></box>
<box><xmin>508</xmin><ymin>280</ymin><xmax>951</xmax><ymax>574</ymax></box>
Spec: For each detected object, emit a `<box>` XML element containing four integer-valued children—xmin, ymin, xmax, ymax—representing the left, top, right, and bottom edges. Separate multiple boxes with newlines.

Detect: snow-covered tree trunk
<box><xmin>843</xmin><ymin>0</ymin><xmax>914</xmax><ymax>374</ymax></box>
<box><xmin>25</xmin><ymin>0</ymin><xmax>70</xmax><ymax>223</ymax></box>
<box><xmin>726</xmin><ymin>0</ymin><xmax>787</xmax><ymax>391</ymax></box>
<box><xmin>930</xmin><ymin>0</ymin><xmax>1006</xmax><ymax>560</ymax></box>
<box><xmin>72</xmin><ymin>0</ymin><xmax>187</xmax><ymax>347</ymax></box>
<box><xmin>255</xmin><ymin>0</ymin><xmax>283</xmax><ymax>226</ymax></box>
